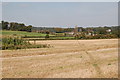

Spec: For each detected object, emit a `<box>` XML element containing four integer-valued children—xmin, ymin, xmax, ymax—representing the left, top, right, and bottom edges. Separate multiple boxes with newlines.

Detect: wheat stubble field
<box><xmin>2</xmin><ymin>39</ymin><xmax>118</xmax><ymax>78</ymax></box>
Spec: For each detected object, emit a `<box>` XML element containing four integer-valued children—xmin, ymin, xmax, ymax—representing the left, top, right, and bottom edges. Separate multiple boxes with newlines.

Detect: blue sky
<box><xmin>2</xmin><ymin>2</ymin><xmax>118</xmax><ymax>27</ymax></box>
<box><xmin>1</xmin><ymin>0</ymin><xmax>120</xmax><ymax>2</ymax></box>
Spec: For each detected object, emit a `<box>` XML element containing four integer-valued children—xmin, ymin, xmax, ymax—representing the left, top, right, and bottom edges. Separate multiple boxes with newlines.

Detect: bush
<box><xmin>2</xmin><ymin>37</ymin><xmax>50</xmax><ymax>50</ymax></box>
<box><xmin>74</xmin><ymin>34</ymin><xmax>80</xmax><ymax>39</ymax></box>
<box><xmin>45</xmin><ymin>34</ymin><xmax>49</xmax><ymax>39</ymax></box>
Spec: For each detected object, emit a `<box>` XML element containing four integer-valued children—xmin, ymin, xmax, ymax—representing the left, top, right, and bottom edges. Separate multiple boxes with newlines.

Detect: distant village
<box><xmin>32</xmin><ymin>25</ymin><xmax>115</xmax><ymax>37</ymax></box>
<box><xmin>1</xmin><ymin>21</ymin><xmax>119</xmax><ymax>39</ymax></box>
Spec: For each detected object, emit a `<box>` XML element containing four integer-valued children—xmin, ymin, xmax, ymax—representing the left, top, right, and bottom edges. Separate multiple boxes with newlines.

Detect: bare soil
<box><xmin>1</xmin><ymin>39</ymin><xmax>118</xmax><ymax>78</ymax></box>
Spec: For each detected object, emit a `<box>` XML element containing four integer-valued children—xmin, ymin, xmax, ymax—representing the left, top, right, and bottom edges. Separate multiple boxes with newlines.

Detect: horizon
<box><xmin>2</xmin><ymin>2</ymin><xmax>118</xmax><ymax>28</ymax></box>
<box><xmin>1</xmin><ymin>20</ymin><xmax>118</xmax><ymax>28</ymax></box>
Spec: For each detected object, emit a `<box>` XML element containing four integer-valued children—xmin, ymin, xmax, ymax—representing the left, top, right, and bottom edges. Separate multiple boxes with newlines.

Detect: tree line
<box><xmin>1</xmin><ymin>21</ymin><xmax>32</xmax><ymax>32</ymax></box>
<box><xmin>32</xmin><ymin>27</ymin><xmax>74</xmax><ymax>33</ymax></box>
<box><xmin>33</xmin><ymin>26</ymin><xmax>119</xmax><ymax>37</ymax></box>
<box><xmin>1</xmin><ymin>21</ymin><xmax>119</xmax><ymax>38</ymax></box>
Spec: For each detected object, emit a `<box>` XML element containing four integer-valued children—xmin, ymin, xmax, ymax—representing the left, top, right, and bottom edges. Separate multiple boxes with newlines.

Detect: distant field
<box><xmin>50</xmin><ymin>37</ymin><xmax>74</xmax><ymax>39</ymax></box>
<box><xmin>1</xmin><ymin>30</ymin><xmax>54</xmax><ymax>37</ymax></box>
<box><xmin>1</xmin><ymin>30</ymin><xmax>74</xmax><ymax>40</ymax></box>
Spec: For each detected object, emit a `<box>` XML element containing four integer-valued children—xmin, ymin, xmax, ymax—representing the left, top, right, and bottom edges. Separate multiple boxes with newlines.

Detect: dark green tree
<box><xmin>2</xmin><ymin>21</ymin><xmax>9</xmax><ymax>30</ymax></box>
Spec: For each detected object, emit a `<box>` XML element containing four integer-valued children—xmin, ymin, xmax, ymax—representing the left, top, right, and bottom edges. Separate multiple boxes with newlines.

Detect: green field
<box><xmin>1</xmin><ymin>30</ymin><xmax>74</xmax><ymax>40</ymax></box>
<box><xmin>50</xmin><ymin>37</ymin><xmax>74</xmax><ymax>39</ymax></box>
<box><xmin>1</xmin><ymin>30</ymin><xmax>54</xmax><ymax>37</ymax></box>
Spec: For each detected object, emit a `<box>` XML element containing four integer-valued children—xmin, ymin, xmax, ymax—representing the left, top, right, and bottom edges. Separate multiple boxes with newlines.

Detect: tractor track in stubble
<box><xmin>76</xmin><ymin>40</ymin><xmax>104</xmax><ymax>78</ymax></box>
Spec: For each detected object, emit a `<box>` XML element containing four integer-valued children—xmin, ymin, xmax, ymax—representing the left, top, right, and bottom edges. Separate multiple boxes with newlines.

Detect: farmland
<box><xmin>1</xmin><ymin>30</ymin><xmax>53</xmax><ymax>37</ymax></box>
<box><xmin>1</xmin><ymin>39</ymin><xmax>118</xmax><ymax>78</ymax></box>
<box><xmin>1</xmin><ymin>30</ymin><xmax>75</xmax><ymax>40</ymax></box>
<box><xmin>1</xmin><ymin>2</ymin><xmax>119</xmax><ymax>79</ymax></box>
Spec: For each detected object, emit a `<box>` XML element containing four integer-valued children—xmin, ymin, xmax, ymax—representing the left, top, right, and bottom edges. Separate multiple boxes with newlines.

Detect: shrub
<box><xmin>45</xmin><ymin>34</ymin><xmax>49</xmax><ymax>39</ymax></box>
<box><xmin>74</xmin><ymin>34</ymin><xmax>79</xmax><ymax>39</ymax></box>
<box><xmin>2</xmin><ymin>37</ymin><xmax>50</xmax><ymax>50</ymax></box>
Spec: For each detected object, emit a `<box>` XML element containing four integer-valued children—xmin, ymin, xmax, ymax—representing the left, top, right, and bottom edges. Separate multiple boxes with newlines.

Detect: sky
<box><xmin>1</xmin><ymin>0</ymin><xmax>120</xmax><ymax>2</ymax></box>
<box><xmin>2</xmin><ymin>2</ymin><xmax>118</xmax><ymax>27</ymax></box>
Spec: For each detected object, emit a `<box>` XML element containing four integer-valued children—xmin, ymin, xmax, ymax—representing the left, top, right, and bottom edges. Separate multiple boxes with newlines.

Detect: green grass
<box><xmin>1</xmin><ymin>30</ymin><xmax>74</xmax><ymax>40</ymax></box>
<box><xmin>50</xmin><ymin>37</ymin><xmax>74</xmax><ymax>39</ymax></box>
<box><xmin>1</xmin><ymin>30</ymin><xmax>54</xmax><ymax>37</ymax></box>
<box><xmin>93</xmin><ymin>64</ymin><xmax>98</xmax><ymax>66</ymax></box>
<box><xmin>108</xmin><ymin>63</ymin><xmax>111</xmax><ymax>65</ymax></box>
<box><xmin>55</xmin><ymin>33</ymin><xmax>64</xmax><ymax>34</ymax></box>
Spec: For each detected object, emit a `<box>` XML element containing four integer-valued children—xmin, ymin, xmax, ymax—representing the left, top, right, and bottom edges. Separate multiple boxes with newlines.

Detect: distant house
<box><xmin>65</xmin><ymin>32</ymin><xmax>74</xmax><ymax>35</ymax></box>
<box><xmin>106</xmin><ymin>29</ymin><xmax>112</xmax><ymax>32</ymax></box>
<box><xmin>88</xmin><ymin>32</ymin><xmax>92</xmax><ymax>36</ymax></box>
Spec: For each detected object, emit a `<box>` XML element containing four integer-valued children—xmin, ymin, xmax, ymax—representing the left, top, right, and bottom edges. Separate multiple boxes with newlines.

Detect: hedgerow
<box><xmin>2</xmin><ymin>37</ymin><xmax>50</xmax><ymax>50</ymax></box>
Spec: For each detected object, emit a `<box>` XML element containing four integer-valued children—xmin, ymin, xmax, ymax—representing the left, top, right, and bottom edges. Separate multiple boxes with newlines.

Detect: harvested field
<box><xmin>1</xmin><ymin>39</ymin><xmax>118</xmax><ymax>78</ymax></box>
